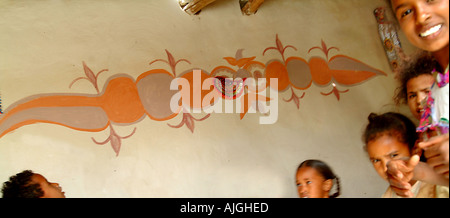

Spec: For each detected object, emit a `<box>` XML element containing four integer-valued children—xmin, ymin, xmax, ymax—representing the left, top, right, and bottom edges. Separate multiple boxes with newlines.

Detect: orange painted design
<box><xmin>2</xmin><ymin>77</ymin><xmax>146</xmax><ymax>125</ymax></box>
<box><xmin>0</xmin><ymin>119</ymin><xmax>109</xmax><ymax>139</ymax></box>
<box><xmin>328</xmin><ymin>55</ymin><xmax>385</xmax><ymax>85</ymax></box>
<box><xmin>98</xmin><ymin>77</ymin><xmax>146</xmax><ymax>124</ymax></box>
<box><xmin>0</xmin><ymin>95</ymin><xmax>100</xmax><ymax>125</ymax></box>
<box><xmin>136</xmin><ymin>69</ymin><xmax>174</xmax><ymax>83</ymax></box>
<box><xmin>0</xmin><ymin>35</ymin><xmax>387</xmax><ymax>155</ymax></box>
<box><xmin>309</xmin><ymin>57</ymin><xmax>333</xmax><ymax>86</ymax></box>
<box><xmin>264</xmin><ymin>61</ymin><xmax>291</xmax><ymax>91</ymax></box>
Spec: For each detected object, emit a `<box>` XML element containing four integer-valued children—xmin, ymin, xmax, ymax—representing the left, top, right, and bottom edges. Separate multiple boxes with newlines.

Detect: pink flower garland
<box><xmin>417</xmin><ymin>68</ymin><xmax>449</xmax><ymax>137</ymax></box>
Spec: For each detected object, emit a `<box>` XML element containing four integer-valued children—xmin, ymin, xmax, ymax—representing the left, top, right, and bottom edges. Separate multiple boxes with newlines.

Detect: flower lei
<box><xmin>416</xmin><ymin>67</ymin><xmax>449</xmax><ymax>135</ymax></box>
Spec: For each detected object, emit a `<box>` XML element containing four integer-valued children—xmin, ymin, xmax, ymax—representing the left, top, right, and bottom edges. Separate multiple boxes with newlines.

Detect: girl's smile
<box><xmin>391</xmin><ymin>0</ymin><xmax>449</xmax><ymax>53</ymax></box>
<box><xmin>419</xmin><ymin>24</ymin><xmax>442</xmax><ymax>38</ymax></box>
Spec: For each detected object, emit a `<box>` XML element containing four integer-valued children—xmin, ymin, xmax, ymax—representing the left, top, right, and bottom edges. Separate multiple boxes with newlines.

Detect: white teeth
<box><xmin>420</xmin><ymin>25</ymin><xmax>442</xmax><ymax>37</ymax></box>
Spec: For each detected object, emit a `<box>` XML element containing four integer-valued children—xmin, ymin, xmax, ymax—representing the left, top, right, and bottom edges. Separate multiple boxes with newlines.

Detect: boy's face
<box><xmin>31</xmin><ymin>174</ymin><xmax>66</xmax><ymax>198</ymax></box>
<box><xmin>366</xmin><ymin>134</ymin><xmax>412</xmax><ymax>181</ymax></box>
<box><xmin>391</xmin><ymin>0</ymin><xmax>449</xmax><ymax>52</ymax></box>
<box><xmin>406</xmin><ymin>74</ymin><xmax>435</xmax><ymax>120</ymax></box>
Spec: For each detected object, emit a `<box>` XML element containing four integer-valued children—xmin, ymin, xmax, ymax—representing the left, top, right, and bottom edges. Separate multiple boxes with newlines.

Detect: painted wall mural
<box><xmin>0</xmin><ymin>35</ymin><xmax>386</xmax><ymax>156</ymax></box>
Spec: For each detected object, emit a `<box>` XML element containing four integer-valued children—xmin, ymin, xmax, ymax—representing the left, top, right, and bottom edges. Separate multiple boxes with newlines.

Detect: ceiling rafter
<box><xmin>240</xmin><ymin>0</ymin><xmax>265</xmax><ymax>15</ymax></box>
<box><xmin>178</xmin><ymin>0</ymin><xmax>217</xmax><ymax>15</ymax></box>
<box><xmin>178</xmin><ymin>0</ymin><xmax>265</xmax><ymax>15</ymax></box>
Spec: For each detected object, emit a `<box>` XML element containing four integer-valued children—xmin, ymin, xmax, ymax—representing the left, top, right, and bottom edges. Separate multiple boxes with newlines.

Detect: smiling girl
<box><xmin>391</xmin><ymin>0</ymin><xmax>448</xmax><ymax>65</ymax></box>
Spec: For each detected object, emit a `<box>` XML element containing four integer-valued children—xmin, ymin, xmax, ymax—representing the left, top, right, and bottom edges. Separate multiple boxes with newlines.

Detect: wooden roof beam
<box><xmin>240</xmin><ymin>0</ymin><xmax>265</xmax><ymax>15</ymax></box>
<box><xmin>178</xmin><ymin>0</ymin><xmax>217</xmax><ymax>15</ymax></box>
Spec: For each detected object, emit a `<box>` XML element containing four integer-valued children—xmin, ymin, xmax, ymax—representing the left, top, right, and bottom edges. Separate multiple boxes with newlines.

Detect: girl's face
<box><xmin>366</xmin><ymin>134</ymin><xmax>412</xmax><ymax>181</ymax></box>
<box><xmin>391</xmin><ymin>0</ymin><xmax>449</xmax><ymax>52</ymax></box>
<box><xmin>406</xmin><ymin>74</ymin><xmax>435</xmax><ymax>120</ymax></box>
<box><xmin>296</xmin><ymin>167</ymin><xmax>332</xmax><ymax>198</ymax></box>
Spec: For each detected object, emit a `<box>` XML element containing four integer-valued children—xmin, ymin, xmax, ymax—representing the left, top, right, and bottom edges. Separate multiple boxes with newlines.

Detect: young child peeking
<box><xmin>2</xmin><ymin>170</ymin><xmax>66</xmax><ymax>198</ymax></box>
<box><xmin>295</xmin><ymin>159</ymin><xmax>341</xmax><ymax>198</ymax></box>
<box><xmin>394</xmin><ymin>52</ymin><xmax>436</xmax><ymax>121</ymax></box>
<box><xmin>363</xmin><ymin>112</ymin><xmax>448</xmax><ymax>197</ymax></box>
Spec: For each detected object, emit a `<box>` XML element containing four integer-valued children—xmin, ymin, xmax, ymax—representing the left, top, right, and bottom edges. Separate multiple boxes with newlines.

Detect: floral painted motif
<box><xmin>0</xmin><ymin>35</ymin><xmax>386</xmax><ymax>156</ymax></box>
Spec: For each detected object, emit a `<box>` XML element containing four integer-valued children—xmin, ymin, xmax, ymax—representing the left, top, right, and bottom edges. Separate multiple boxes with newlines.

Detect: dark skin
<box><xmin>31</xmin><ymin>174</ymin><xmax>65</xmax><ymax>198</ymax></box>
<box><xmin>391</xmin><ymin>0</ymin><xmax>449</xmax><ymax>69</ymax></box>
<box><xmin>387</xmin><ymin>0</ymin><xmax>450</xmax><ymax>196</ymax></box>
<box><xmin>296</xmin><ymin>167</ymin><xmax>332</xmax><ymax>198</ymax></box>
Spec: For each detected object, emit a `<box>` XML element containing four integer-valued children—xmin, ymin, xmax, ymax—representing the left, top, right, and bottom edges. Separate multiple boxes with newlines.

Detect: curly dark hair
<box><xmin>297</xmin><ymin>159</ymin><xmax>341</xmax><ymax>198</ymax></box>
<box><xmin>2</xmin><ymin>170</ymin><xmax>44</xmax><ymax>198</ymax></box>
<box><xmin>393</xmin><ymin>52</ymin><xmax>438</xmax><ymax>105</ymax></box>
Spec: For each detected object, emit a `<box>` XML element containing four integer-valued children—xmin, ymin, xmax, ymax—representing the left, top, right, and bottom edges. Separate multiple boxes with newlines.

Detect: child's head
<box><xmin>388</xmin><ymin>0</ymin><xmax>449</xmax><ymax>53</ymax></box>
<box><xmin>394</xmin><ymin>52</ymin><xmax>437</xmax><ymax>120</ymax></box>
<box><xmin>295</xmin><ymin>159</ymin><xmax>341</xmax><ymax>198</ymax></box>
<box><xmin>363</xmin><ymin>112</ymin><xmax>418</xmax><ymax>181</ymax></box>
<box><xmin>2</xmin><ymin>170</ymin><xmax>65</xmax><ymax>198</ymax></box>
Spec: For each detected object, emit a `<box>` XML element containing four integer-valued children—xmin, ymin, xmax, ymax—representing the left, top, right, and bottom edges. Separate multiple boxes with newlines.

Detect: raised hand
<box><xmin>418</xmin><ymin>134</ymin><xmax>449</xmax><ymax>179</ymax></box>
<box><xmin>386</xmin><ymin>155</ymin><xmax>420</xmax><ymax>198</ymax></box>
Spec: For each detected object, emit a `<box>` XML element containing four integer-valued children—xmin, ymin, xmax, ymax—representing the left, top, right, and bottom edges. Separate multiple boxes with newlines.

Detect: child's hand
<box><xmin>386</xmin><ymin>155</ymin><xmax>420</xmax><ymax>198</ymax></box>
<box><xmin>418</xmin><ymin>134</ymin><xmax>449</xmax><ymax>179</ymax></box>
